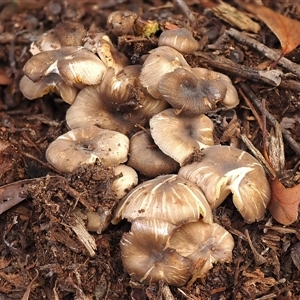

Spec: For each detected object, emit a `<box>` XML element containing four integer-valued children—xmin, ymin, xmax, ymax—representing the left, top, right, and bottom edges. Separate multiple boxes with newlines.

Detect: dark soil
<box><xmin>0</xmin><ymin>1</ymin><xmax>299</xmax><ymax>299</ymax></box>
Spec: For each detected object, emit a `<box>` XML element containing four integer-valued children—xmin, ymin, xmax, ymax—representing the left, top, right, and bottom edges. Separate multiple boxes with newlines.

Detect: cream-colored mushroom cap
<box><xmin>112</xmin><ymin>174</ymin><xmax>213</xmax><ymax>225</ymax></box>
<box><xmin>179</xmin><ymin>145</ymin><xmax>271</xmax><ymax>223</ymax></box>
<box><xmin>149</xmin><ymin>108</ymin><xmax>214</xmax><ymax>166</ymax></box>
<box><xmin>111</xmin><ymin>164</ymin><xmax>138</xmax><ymax>200</ymax></box>
<box><xmin>192</xmin><ymin>67</ymin><xmax>239</xmax><ymax>109</ymax></box>
<box><xmin>158</xmin><ymin>28</ymin><xmax>199</xmax><ymax>54</ymax></box>
<box><xmin>127</xmin><ymin>130</ymin><xmax>179</xmax><ymax>178</ymax></box>
<box><xmin>139</xmin><ymin>46</ymin><xmax>191</xmax><ymax>99</ymax></box>
<box><xmin>158</xmin><ymin>68</ymin><xmax>228</xmax><ymax>115</ymax></box>
<box><xmin>120</xmin><ymin>217</ymin><xmax>193</xmax><ymax>286</ymax></box>
<box><xmin>168</xmin><ymin>220</ymin><xmax>234</xmax><ymax>277</ymax></box>
<box><xmin>46</xmin><ymin>125</ymin><xmax>129</xmax><ymax>173</ymax></box>
<box><xmin>23</xmin><ymin>47</ymin><xmax>106</xmax><ymax>86</ymax></box>
<box><xmin>19</xmin><ymin>74</ymin><xmax>78</xmax><ymax>104</ymax></box>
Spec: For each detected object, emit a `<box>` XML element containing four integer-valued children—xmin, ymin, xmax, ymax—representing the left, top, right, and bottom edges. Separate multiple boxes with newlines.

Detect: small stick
<box><xmin>172</xmin><ymin>0</ymin><xmax>196</xmax><ymax>25</ymax></box>
<box><xmin>238</xmin><ymin>83</ymin><xmax>300</xmax><ymax>156</ymax></box>
<box><xmin>227</xmin><ymin>28</ymin><xmax>300</xmax><ymax>80</ymax></box>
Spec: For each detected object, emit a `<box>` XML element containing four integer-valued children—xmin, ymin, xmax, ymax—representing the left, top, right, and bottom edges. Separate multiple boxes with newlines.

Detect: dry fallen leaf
<box><xmin>267</xmin><ymin>178</ymin><xmax>300</xmax><ymax>225</ymax></box>
<box><xmin>245</xmin><ymin>3</ymin><xmax>300</xmax><ymax>54</ymax></box>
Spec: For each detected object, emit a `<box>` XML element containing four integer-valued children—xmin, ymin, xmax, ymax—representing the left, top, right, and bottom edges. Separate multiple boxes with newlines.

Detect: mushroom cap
<box><xmin>66</xmin><ymin>85</ymin><xmax>144</xmax><ymax>135</ymax></box>
<box><xmin>111</xmin><ymin>164</ymin><xmax>138</xmax><ymax>200</ymax></box>
<box><xmin>19</xmin><ymin>74</ymin><xmax>78</xmax><ymax>104</ymax></box>
<box><xmin>107</xmin><ymin>10</ymin><xmax>137</xmax><ymax>36</ymax></box>
<box><xmin>192</xmin><ymin>67</ymin><xmax>239</xmax><ymax>109</ymax></box>
<box><xmin>45</xmin><ymin>125</ymin><xmax>129</xmax><ymax>173</ymax></box>
<box><xmin>179</xmin><ymin>145</ymin><xmax>271</xmax><ymax>223</ymax></box>
<box><xmin>127</xmin><ymin>130</ymin><xmax>179</xmax><ymax>178</ymax></box>
<box><xmin>158</xmin><ymin>68</ymin><xmax>227</xmax><ymax>115</ymax></box>
<box><xmin>112</xmin><ymin>174</ymin><xmax>213</xmax><ymax>225</ymax></box>
<box><xmin>120</xmin><ymin>217</ymin><xmax>192</xmax><ymax>286</ymax></box>
<box><xmin>139</xmin><ymin>46</ymin><xmax>191</xmax><ymax>99</ymax></box>
<box><xmin>23</xmin><ymin>47</ymin><xmax>107</xmax><ymax>86</ymax></box>
<box><xmin>149</xmin><ymin>108</ymin><xmax>214</xmax><ymax>166</ymax></box>
<box><xmin>30</xmin><ymin>29</ymin><xmax>61</xmax><ymax>55</ymax></box>
<box><xmin>158</xmin><ymin>28</ymin><xmax>199</xmax><ymax>54</ymax></box>
<box><xmin>168</xmin><ymin>220</ymin><xmax>234</xmax><ymax>277</ymax></box>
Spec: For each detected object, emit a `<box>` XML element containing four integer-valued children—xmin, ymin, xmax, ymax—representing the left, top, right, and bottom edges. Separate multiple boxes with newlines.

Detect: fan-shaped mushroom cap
<box><xmin>127</xmin><ymin>130</ymin><xmax>179</xmax><ymax>178</ymax></box>
<box><xmin>111</xmin><ymin>164</ymin><xmax>138</xmax><ymax>200</ymax></box>
<box><xmin>120</xmin><ymin>217</ymin><xmax>193</xmax><ymax>286</ymax></box>
<box><xmin>45</xmin><ymin>125</ymin><xmax>129</xmax><ymax>173</ymax></box>
<box><xmin>192</xmin><ymin>67</ymin><xmax>239</xmax><ymax>109</ymax></box>
<box><xmin>179</xmin><ymin>145</ymin><xmax>271</xmax><ymax>223</ymax></box>
<box><xmin>168</xmin><ymin>220</ymin><xmax>234</xmax><ymax>277</ymax></box>
<box><xmin>139</xmin><ymin>46</ymin><xmax>191</xmax><ymax>99</ymax></box>
<box><xmin>112</xmin><ymin>174</ymin><xmax>213</xmax><ymax>225</ymax></box>
<box><xmin>23</xmin><ymin>47</ymin><xmax>107</xmax><ymax>86</ymax></box>
<box><xmin>149</xmin><ymin>108</ymin><xmax>214</xmax><ymax>166</ymax></box>
<box><xmin>158</xmin><ymin>28</ymin><xmax>199</xmax><ymax>54</ymax></box>
<box><xmin>158</xmin><ymin>68</ymin><xmax>228</xmax><ymax>115</ymax></box>
<box><xmin>19</xmin><ymin>74</ymin><xmax>78</xmax><ymax>104</ymax></box>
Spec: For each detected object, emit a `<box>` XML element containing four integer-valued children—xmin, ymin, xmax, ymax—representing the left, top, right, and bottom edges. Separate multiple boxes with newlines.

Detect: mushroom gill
<box><xmin>112</xmin><ymin>174</ymin><xmax>213</xmax><ymax>226</ymax></box>
<box><xmin>179</xmin><ymin>145</ymin><xmax>271</xmax><ymax>223</ymax></box>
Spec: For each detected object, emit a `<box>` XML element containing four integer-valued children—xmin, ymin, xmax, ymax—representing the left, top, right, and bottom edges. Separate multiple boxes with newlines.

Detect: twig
<box><xmin>238</xmin><ymin>83</ymin><xmax>300</xmax><ymax>156</ymax></box>
<box><xmin>172</xmin><ymin>0</ymin><xmax>196</xmax><ymax>25</ymax></box>
<box><xmin>227</xmin><ymin>28</ymin><xmax>300</xmax><ymax>80</ymax></box>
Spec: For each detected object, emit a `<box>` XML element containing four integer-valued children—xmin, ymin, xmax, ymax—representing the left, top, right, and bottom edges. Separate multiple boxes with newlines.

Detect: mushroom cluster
<box><xmin>19</xmin><ymin>17</ymin><xmax>271</xmax><ymax>287</ymax></box>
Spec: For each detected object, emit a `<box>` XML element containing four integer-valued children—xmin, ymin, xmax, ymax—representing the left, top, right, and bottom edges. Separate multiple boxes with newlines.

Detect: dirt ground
<box><xmin>0</xmin><ymin>0</ymin><xmax>300</xmax><ymax>299</ymax></box>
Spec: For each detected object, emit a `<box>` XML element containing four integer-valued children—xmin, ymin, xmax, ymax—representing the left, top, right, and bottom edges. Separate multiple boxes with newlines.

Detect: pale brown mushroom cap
<box><xmin>111</xmin><ymin>164</ymin><xmax>138</xmax><ymax>200</ymax></box>
<box><xmin>120</xmin><ymin>217</ymin><xmax>193</xmax><ymax>286</ymax></box>
<box><xmin>127</xmin><ymin>130</ymin><xmax>179</xmax><ymax>178</ymax></box>
<box><xmin>158</xmin><ymin>68</ymin><xmax>227</xmax><ymax>115</ymax></box>
<box><xmin>45</xmin><ymin>125</ymin><xmax>129</xmax><ymax>173</ymax></box>
<box><xmin>107</xmin><ymin>10</ymin><xmax>137</xmax><ymax>36</ymax></box>
<box><xmin>149</xmin><ymin>108</ymin><xmax>214</xmax><ymax>166</ymax></box>
<box><xmin>112</xmin><ymin>174</ymin><xmax>213</xmax><ymax>225</ymax></box>
<box><xmin>19</xmin><ymin>74</ymin><xmax>78</xmax><ymax>104</ymax></box>
<box><xmin>179</xmin><ymin>145</ymin><xmax>271</xmax><ymax>223</ymax></box>
<box><xmin>139</xmin><ymin>46</ymin><xmax>191</xmax><ymax>99</ymax></box>
<box><xmin>23</xmin><ymin>47</ymin><xmax>106</xmax><ymax>86</ymax></box>
<box><xmin>192</xmin><ymin>67</ymin><xmax>239</xmax><ymax>109</ymax></box>
<box><xmin>168</xmin><ymin>220</ymin><xmax>234</xmax><ymax>278</ymax></box>
<box><xmin>158</xmin><ymin>28</ymin><xmax>199</xmax><ymax>54</ymax></box>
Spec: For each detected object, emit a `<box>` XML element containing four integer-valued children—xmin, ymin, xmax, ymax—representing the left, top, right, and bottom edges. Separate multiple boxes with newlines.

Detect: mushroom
<box><xmin>179</xmin><ymin>145</ymin><xmax>271</xmax><ymax>223</ymax></box>
<box><xmin>107</xmin><ymin>10</ymin><xmax>137</xmax><ymax>36</ymax></box>
<box><xmin>149</xmin><ymin>108</ymin><xmax>214</xmax><ymax>166</ymax></box>
<box><xmin>192</xmin><ymin>67</ymin><xmax>239</xmax><ymax>109</ymax></box>
<box><xmin>30</xmin><ymin>29</ymin><xmax>61</xmax><ymax>55</ymax></box>
<box><xmin>23</xmin><ymin>46</ymin><xmax>107</xmax><ymax>86</ymax></box>
<box><xmin>127</xmin><ymin>130</ymin><xmax>179</xmax><ymax>178</ymax></box>
<box><xmin>19</xmin><ymin>74</ymin><xmax>78</xmax><ymax>104</ymax></box>
<box><xmin>139</xmin><ymin>46</ymin><xmax>191</xmax><ymax>99</ymax></box>
<box><xmin>45</xmin><ymin>125</ymin><xmax>129</xmax><ymax>173</ymax></box>
<box><xmin>158</xmin><ymin>28</ymin><xmax>199</xmax><ymax>54</ymax></box>
<box><xmin>120</xmin><ymin>217</ymin><xmax>193</xmax><ymax>286</ymax></box>
<box><xmin>158</xmin><ymin>68</ymin><xmax>228</xmax><ymax>115</ymax></box>
<box><xmin>111</xmin><ymin>164</ymin><xmax>138</xmax><ymax>200</ymax></box>
<box><xmin>168</xmin><ymin>220</ymin><xmax>234</xmax><ymax>277</ymax></box>
<box><xmin>112</xmin><ymin>174</ymin><xmax>213</xmax><ymax>226</ymax></box>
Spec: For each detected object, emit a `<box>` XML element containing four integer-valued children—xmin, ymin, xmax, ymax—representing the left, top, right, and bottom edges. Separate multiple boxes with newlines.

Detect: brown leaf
<box><xmin>267</xmin><ymin>178</ymin><xmax>300</xmax><ymax>225</ymax></box>
<box><xmin>245</xmin><ymin>3</ymin><xmax>300</xmax><ymax>54</ymax></box>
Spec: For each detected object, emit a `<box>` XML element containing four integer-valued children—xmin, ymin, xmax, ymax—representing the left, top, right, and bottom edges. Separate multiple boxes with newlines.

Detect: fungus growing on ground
<box><xmin>107</xmin><ymin>10</ymin><xmax>138</xmax><ymax>36</ymax></box>
<box><xmin>112</xmin><ymin>174</ymin><xmax>213</xmax><ymax>226</ymax></box>
<box><xmin>45</xmin><ymin>125</ymin><xmax>129</xmax><ymax>173</ymax></box>
<box><xmin>158</xmin><ymin>27</ymin><xmax>199</xmax><ymax>54</ymax></box>
<box><xmin>168</xmin><ymin>220</ymin><xmax>234</xmax><ymax>277</ymax></box>
<box><xmin>139</xmin><ymin>46</ymin><xmax>191</xmax><ymax>99</ymax></box>
<box><xmin>127</xmin><ymin>130</ymin><xmax>179</xmax><ymax>178</ymax></box>
<box><xmin>22</xmin><ymin>46</ymin><xmax>107</xmax><ymax>86</ymax></box>
<box><xmin>179</xmin><ymin>145</ymin><xmax>271</xmax><ymax>223</ymax></box>
<box><xmin>19</xmin><ymin>73</ymin><xmax>78</xmax><ymax>104</ymax></box>
<box><xmin>120</xmin><ymin>217</ymin><xmax>193</xmax><ymax>286</ymax></box>
<box><xmin>149</xmin><ymin>108</ymin><xmax>214</xmax><ymax>166</ymax></box>
<box><xmin>158</xmin><ymin>68</ymin><xmax>228</xmax><ymax>115</ymax></box>
<box><xmin>111</xmin><ymin>164</ymin><xmax>138</xmax><ymax>200</ymax></box>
